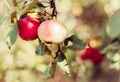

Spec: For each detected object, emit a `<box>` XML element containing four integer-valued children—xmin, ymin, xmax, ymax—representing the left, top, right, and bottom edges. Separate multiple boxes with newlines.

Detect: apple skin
<box><xmin>17</xmin><ymin>17</ymin><xmax>40</xmax><ymax>41</ymax></box>
<box><xmin>80</xmin><ymin>45</ymin><xmax>104</xmax><ymax>65</ymax></box>
<box><xmin>38</xmin><ymin>20</ymin><xmax>67</xmax><ymax>43</ymax></box>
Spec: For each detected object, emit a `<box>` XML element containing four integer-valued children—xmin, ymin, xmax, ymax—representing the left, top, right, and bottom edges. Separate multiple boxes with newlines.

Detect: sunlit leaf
<box><xmin>112</xmin><ymin>53</ymin><xmax>120</xmax><ymax>62</ymax></box>
<box><xmin>106</xmin><ymin>9</ymin><xmax>120</xmax><ymax>39</ymax></box>
<box><xmin>57</xmin><ymin>59</ymin><xmax>71</xmax><ymax>76</ymax></box>
<box><xmin>16</xmin><ymin>0</ymin><xmax>38</xmax><ymax>20</ymax></box>
<box><xmin>6</xmin><ymin>23</ymin><xmax>18</xmax><ymax>49</ymax></box>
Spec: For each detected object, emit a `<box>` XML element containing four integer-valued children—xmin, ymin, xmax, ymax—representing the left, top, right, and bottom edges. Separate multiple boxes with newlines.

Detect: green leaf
<box><xmin>64</xmin><ymin>48</ymin><xmax>75</xmax><ymax>62</ymax></box>
<box><xmin>67</xmin><ymin>35</ymin><xmax>86</xmax><ymax>50</ymax></box>
<box><xmin>58</xmin><ymin>51</ymin><xmax>66</xmax><ymax>62</ymax></box>
<box><xmin>0</xmin><ymin>13</ymin><xmax>10</xmax><ymax>26</ymax></box>
<box><xmin>64</xmin><ymin>38</ymin><xmax>69</xmax><ymax>46</ymax></box>
<box><xmin>35</xmin><ymin>43</ymin><xmax>45</xmax><ymax>56</ymax></box>
<box><xmin>106</xmin><ymin>9</ymin><xmax>120</xmax><ymax>39</ymax></box>
<box><xmin>106</xmin><ymin>50</ymin><xmax>116</xmax><ymax>60</ymax></box>
<box><xmin>16</xmin><ymin>0</ymin><xmax>38</xmax><ymax>20</ymax></box>
<box><xmin>43</xmin><ymin>64</ymin><xmax>51</xmax><ymax>78</ymax></box>
<box><xmin>57</xmin><ymin>59</ymin><xmax>71</xmax><ymax>76</ymax></box>
<box><xmin>6</xmin><ymin>23</ymin><xmax>18</xmax><ymax>49</ymax></box>
<box><xmin>34</xmin><ymin>6</ymin><xmax>44</xmax><ymax>13</ymax></box>
<box><xmin>50</xmin><ymin>62</ymin><xmax>56</xmax><ymax>78</ymax></box>
<box><xmin>43</xmin><ymin>62</ymin><xmax>56</xmax><ymax>78</ymax></box>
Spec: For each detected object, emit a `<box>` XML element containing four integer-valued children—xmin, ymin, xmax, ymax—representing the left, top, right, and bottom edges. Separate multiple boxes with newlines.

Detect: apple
<box><xmin>17</xmin><ymin>17</ymin><xmax>40</xmax><ymax>41</ymax></box>
<box><xmin>38</xmin><ymin>20</ymin><xmax>67</xmax><ymax>43</ymax></box>
<box><xmin>80</xmin><ymin>45</ymin><xmax>104</xmax><ymax>65</ymax></box>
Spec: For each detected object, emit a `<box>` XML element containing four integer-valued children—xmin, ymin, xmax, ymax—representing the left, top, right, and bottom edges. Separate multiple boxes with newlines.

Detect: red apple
<box><xmin>38</xmin><ymin>20</ymin><xmax>67</xmax><ymax>43</ymax></box>
<box><xmin>17</xmin><ymin>17</ymin><xmax>40</xmax><ymax>40</ymax></box>
<box><xmin>80</xmin><ymin>46</ymin><xmax>104</xmax><ymax>65</ymax></box>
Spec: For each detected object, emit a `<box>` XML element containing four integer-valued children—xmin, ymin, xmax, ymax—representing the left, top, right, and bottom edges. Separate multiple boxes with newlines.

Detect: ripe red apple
<box><xmin>38</xmin><ymin>20</ymin><xmax>67</xmax><ymax>43</ymax></box>
<box><xmin>17</xmin><ymin>17</ymin><xmax>40</xmax><ymax>40</ymax></box>
<box><xmin>80</xmin><ymin>45</ymin><xmax>104</xmax><ymax>65</ymax></box>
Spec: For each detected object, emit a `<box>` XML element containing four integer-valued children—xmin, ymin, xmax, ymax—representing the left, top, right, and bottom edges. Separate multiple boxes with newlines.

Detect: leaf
<box><xmin>34</xmin><ymin>6</ymin><xmax>44</xmax><ymax>13</ymax></box>
<box><xmin>43</xmin><ymin>64</ymin><xmax>51</xmax><ymax>78</ymax></box>
<box><xmin>106</xmin><ymin>9</ymin><xmax>120</xmax><ymax>39</ymax></box>
<box><xmin>35</xmin><ymin>43</ymin><xmax>45</xmax><ymax>56</ymax></box>
<box><xmin>64</xmin><ymin>48</ymin><xmax>75</xmax><ymax>62</ymax></box>
<box><xmin>43</xmin><ymin>62</ymin><xmax>56</xmax><ymax>78</ymax></box>
<box><xmin>64</xmin><ymin>38</ymin><xmax>69</xmax><ymax>46</ymax></box>
<box><xmin>57</xmin><ymin>51</ymin><xmax>66</xmax><ymax>62</ymax></box>
<box><xmin>57</xmin><ymin>59</ymin><xmax>71</xmax><ymax>76</ymax></box>
<box><xmin>16</xmin><ymin>0</ymin><xmax>38</xmax><ymax>20</ymax></box>
<box><xmin>6</xmin><ymin>23</ymin><xmax>18</xmax><ymax>49</ymax></box>
<box><xmin>66</xmin><ymin>35</ymin><xmax>86</xmax><ymax>50</ymax></box>
<box><xmin>0</xmin><ymin>13</ymin><xmax>10</xmax><ymax>26</ymax></box>
<box><xmin>50</xmin><ymin>62</ymin><xmax>56</xmax><ymax>78</ymax></box>
<box><xmin>106</xmin><ymin>50</ymin><xmax>117</xmax><ymax>60</ymax></box>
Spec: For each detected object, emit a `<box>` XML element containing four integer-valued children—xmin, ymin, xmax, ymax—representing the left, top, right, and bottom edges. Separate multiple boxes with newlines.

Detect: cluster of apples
<box><xmin>17</xmin><ymin>17</ymin><xmax>67</xmax><ymax>43</ymax></box>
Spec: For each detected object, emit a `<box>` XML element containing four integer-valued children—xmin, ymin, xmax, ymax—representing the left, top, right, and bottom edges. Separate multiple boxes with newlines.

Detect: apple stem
<box><xmin>54</xmin><ymin>44</ymin><xmax>60</xmax><ymax>59</ymax></box>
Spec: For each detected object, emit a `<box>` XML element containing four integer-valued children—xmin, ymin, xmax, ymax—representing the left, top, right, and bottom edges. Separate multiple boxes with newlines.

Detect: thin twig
<box><xmin>49</xmin><ymin>0</ymin><xmax>57</xmax><ymax>18</ymax></box>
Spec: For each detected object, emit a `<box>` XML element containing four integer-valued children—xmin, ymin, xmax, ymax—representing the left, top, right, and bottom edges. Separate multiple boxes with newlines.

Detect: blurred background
<box><xmin>0</xmin><ymin>0</ymin><xmax>120</xmax><ymax>82</ymax></box>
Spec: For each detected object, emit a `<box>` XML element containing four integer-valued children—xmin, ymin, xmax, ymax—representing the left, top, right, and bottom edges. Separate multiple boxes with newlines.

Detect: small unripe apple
<box><xmin>38</xmin><ymin>20</ymin><xmax>67</xmax><ymax>43</ymax></box>
<box><xmin>17</xmin><ymin>17</ymin><xmax>40</xmax><ymax>40</ymax></box>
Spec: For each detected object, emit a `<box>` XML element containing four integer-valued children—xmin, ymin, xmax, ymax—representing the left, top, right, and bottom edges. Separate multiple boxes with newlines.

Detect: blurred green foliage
<box><xmin>0</xmin><ymin>0</ymin><xmax>120</xmax><ymax>82</ymax></box>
